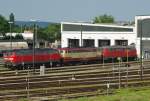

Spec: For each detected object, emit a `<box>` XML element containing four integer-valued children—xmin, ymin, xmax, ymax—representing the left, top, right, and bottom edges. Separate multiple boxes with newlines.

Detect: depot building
<box><xmin>61</xmin><ymin>15</ymin><xmax>150</xmax><ymax>59</ymax></box>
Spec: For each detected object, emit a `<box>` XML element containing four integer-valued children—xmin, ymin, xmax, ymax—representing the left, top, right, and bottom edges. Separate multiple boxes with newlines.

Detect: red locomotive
<box><xmin>58</xmin><ymin>45</ymin><xmax>137</xmax><ymax>64</ymax></box>
<box><xmin>3</xmin><ymin>48</ymin><xmax>62</xmax><ymax>69</ymax></box>
<box><xmin>3</xmin><ymin>45</ymin><xmax>137</xmax><ymax>69</ymax></box>
<box><xmin>100</xmin><ymin>46</ymin><xmax>137</xmax><ymax>62</ymax></box>
<box><xmin>57</xmin><ymin>47</ymin><xmax>102</xmax><ymax>64</ymax></box>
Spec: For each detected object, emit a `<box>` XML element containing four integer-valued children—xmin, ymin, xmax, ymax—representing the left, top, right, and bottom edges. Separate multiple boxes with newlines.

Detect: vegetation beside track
<box><xmin>59</xmin><ymin>87</ymin><xmax>150</xmax><ymax>101</ymax></box>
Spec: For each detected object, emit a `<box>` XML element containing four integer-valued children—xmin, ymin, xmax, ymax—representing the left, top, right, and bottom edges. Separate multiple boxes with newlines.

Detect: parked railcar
<box><xmin>57</xmin><ymin>47</ymin><xmax>102</xmax><ymax>65</ymax></box>
<box><xmin>3</xmin><ymin>46</ymin><xmax>137</xmax><ymax>69</ymax></box>
<box><xmin>100</xmin><ymin>45</ymin><xmax>137</xmax><ymax>62</ymax></box>
<box><xmin>3</xmin><ymin>48</ymin><xmax>62</xmax><ymax>69</ymax></box>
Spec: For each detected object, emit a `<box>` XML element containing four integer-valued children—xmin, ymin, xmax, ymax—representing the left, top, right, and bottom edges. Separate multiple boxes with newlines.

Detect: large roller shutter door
<box><xmin>83</xmin><ymin>39</ymin><xmax>95</xmax><ymax>47</ymax></box>
<box><xmin>68</xmin><ymin>39</ymin><xmax>79</xmax><ymax>48</ymax></box>
<box><xmin>142</xmin><ymin>40</ymin><xmax>150</xmax><ymax>59</ymax></box>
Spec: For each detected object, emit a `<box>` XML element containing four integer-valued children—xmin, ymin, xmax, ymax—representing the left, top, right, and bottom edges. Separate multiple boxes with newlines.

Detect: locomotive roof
<box><xmin>4</xmin><ymin>48</ymin><xmax>58</xmax><ymax>53</ymax></box>
<box><xmin>100</xmin><ymin>45</ymin><xmax>135</xmax><ymax>49</ymax></box>
<box><xmin>57</xmin><ymin>47</ymin><xmax>97</xmax><ymax>51</ymax></box>
<box><xmin>58</xmin><ymin>46</ymin><xmax>135</xmax><ymax>51</ymax></box>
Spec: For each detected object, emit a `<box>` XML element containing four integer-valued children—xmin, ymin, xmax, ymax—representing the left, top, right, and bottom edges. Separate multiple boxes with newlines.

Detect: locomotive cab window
<box><xmin>59</xmin><ymin>50</ymin><xmax>64</xmax><ymax>54</ymax></box>
<box><xmin>0</xmin><ymin>50</ymin><xmax>3</xmax><ymax>57</ymax></box>
<box><xmin>48</xmin><ymin>49</ymin><xmax>58</xmax><ymax>54</ymax></box>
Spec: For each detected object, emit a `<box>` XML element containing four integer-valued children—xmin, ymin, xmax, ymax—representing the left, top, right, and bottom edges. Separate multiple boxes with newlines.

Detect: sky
<box><xmin>0</xmin><ymin>0</ymin><xmax>150</xmax><ymax>22</ymax></box>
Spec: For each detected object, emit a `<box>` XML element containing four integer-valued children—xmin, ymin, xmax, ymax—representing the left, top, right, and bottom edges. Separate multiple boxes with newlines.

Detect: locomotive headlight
<box><xmin>4</xmin><ymin>57</ymin><xmax>14</xmax><ymax>62</ymax></box>
<box><xmin>9</xmin><ymin>57</ymin><xmax>14</xmax><ymax>61</ymax></box>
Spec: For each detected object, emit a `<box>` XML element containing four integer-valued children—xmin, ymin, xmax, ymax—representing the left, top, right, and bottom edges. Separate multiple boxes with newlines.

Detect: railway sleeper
<box><xmin>1</xmin><ymin>81</ymin><xmax>150</xmax><ymax>100</ymax></box>
<box><xmin>1</xmin><ymin>75</ymin><xmax>150</xmax><ymax>91</ymax></box>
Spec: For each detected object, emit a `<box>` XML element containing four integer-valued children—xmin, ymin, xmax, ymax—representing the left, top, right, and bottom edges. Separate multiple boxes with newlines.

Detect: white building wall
<box><xmin>61</xmin><ymin>22</ymin><xmax>136</xmax><ymax>47</ymax></box>
<box><xmin>0</xmin><ymin>42</ymin><xmax>28</xmax><ymax>49</ymax></box>
<box><xmin>61</xmin><ymin>22</ymin><xmax>138</xmax><ymax>56</ymax></box>
<box><xmin>61</xmin><ymin>31</ymin><xmax>136</xmax><ymax>48</ymax></box>
<box><xmin>135</xmin><ymin>16</ymin><xmax>150</xmax><ymax>58</ymax></box>
<box><xmin>6</xmin><ymin>32</ymin><xmax>33</xmax><ymax>40</ymax></box>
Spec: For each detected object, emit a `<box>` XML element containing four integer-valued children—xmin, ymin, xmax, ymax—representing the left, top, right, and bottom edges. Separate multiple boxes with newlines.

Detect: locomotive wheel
<box><xmin>4</xmin><ymin>64</ymin><xmax>9</xmax><ymax>68</ymax></box>
<box><xmin>11</xmin><ymin>66</ymin><xmax>17</xmax><ymax>70</ymax></box>
<box><xmin>58</xmin><ymin>59</ymin><xmax>64</xmax><ymax>67</ymax></box>
<box><xmin>18</xmin><ymin>66</ymin><xmax>23</xmax><ymax>70</ymax></box>
<box><xmin>125</xmin><ymin>63</ymin><xmax>130</xmax><ymax>67</ymax></box>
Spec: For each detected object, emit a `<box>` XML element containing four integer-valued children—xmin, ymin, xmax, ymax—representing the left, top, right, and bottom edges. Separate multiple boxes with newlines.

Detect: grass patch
<box><xmin>60</xmin><ymin>87</ymin><xmax>150</xmax><ymax>101</ymax></box>
<box><xmin>17</xmin><ymin>98</ymin><xmax>28</xmax><ymax>101</ymax></box>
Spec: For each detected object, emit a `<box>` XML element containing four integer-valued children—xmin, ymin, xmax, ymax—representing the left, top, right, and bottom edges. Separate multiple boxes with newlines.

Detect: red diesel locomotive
<box><xmin>100</xmin><ymin>46</ymin><xmax>137</xmax><ymax>62</ymax></box>
<box><xmin>57</xmin><ymin>47</ymin><xmax>102</xmax><ymax>64</ymax></box>
<box><xmin>3</xmin><ymin>45</ymin><xmax>137</xmax><ymax>69</ymax></box>
<box><xmin>58</xmin><ymin>45</ymin><xmax>137</xmax><ymax>64</ymax></box>
<box><xmin>3</xmin><ymin>48</ymin><xmax>62</xmax><ymax>69</ymax></box>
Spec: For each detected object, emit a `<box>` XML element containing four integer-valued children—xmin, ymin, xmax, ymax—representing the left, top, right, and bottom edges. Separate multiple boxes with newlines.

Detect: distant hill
<box><xmin>15</xmin><ymin>21</ymin><xmax>59</xmax><ymax>28</ymax></box>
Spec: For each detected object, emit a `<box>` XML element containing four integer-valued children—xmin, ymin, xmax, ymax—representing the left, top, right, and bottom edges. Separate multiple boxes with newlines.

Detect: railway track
<box><xmin>0</xmin><ymin>60</ymin><xmax>150</xmax><ymax>100</ymax></box>
<box><xmin>0</xmin><ymin>63</ymin><xmax>143</xmax><ymax>85</ymax></box>
<box><xmin>0</xmin><ymin>68</ymin><xmax>142</xmax><ymax>87</ymax></box>
<box><xmin>0</xmin><ymin>70</ymin><xmax>149</xmax><ymax>100</ymax></box>
<box><xmin>1</xmin><ymin>75</ymin><xmax>150</xmax><ymax>100</ymax></box>
<box><xmin>0</xmin><ymin>60</ymin><xmax>146</xmax><ymax>77</ymax></box>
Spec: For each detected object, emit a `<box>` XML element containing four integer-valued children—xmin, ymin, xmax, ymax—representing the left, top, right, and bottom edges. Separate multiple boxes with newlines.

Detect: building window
<box><xmin>83</xmin><ymin>39</ymin><xmax>95</xmax><ymax>47</ymax></box>
<box><xmin>115</xmin><ymin>40</ymin><xmax>128</xmax><ymax>46</ymax></box>
<box><xmin>68</xmin><ymin>39</ymin><xmax>79</xmax><ymax>48</ymax></box>
<box><xmin>98</xmin><ymin>39</ymin><xmax>110</xmax><ymax>47</ymax></box>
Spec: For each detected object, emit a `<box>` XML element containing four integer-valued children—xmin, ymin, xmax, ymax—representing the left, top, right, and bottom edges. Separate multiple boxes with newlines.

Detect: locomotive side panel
<box><xmin>58</xmin><ymin>48</ymin><xmax>102</xmax><ymax>64</ymax></box>
<box><xmin>102</xmin><ymin>46</ymin><xmax>137</xmax><ymax>61</ymax></box>
<box><xmin>3</xmin><ymin>48</ymin><xmax>62</xmax><ymax>69</ymax></box>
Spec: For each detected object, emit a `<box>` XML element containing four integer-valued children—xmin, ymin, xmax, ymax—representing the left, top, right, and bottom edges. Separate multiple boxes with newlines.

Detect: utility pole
<box><xmin>126</xmin><ymin>48</ymin><xmax>129</xmax><ymax>87</ymax></box>
<box><xmin>27</xmin><ymin>66</ymin><xmax>30</xmax><ymax>99</ymax></box>
<box><xmin>33</xmin><ymin>23</ymin><xmax>36</xmax><ymax>71</ymax></box>
<box><xmin>8</xmin><ymin>21</ymin><xmax>13</xmax><ymax>50</ymax></box>
<box><xmin>140</xmin><ymin>19</ymin><xmax>143</xmax><ymax>80</ymax></box>
<box><xmin>80</xmin><ymin>24</ymin><xmax>83</xmax><ymax>47</ymax></box>
<box><xmin>118</xmin><ymin>57</ymin><xmax>121</xmax><ymax>89</ymax></box>
<box><xmin>30</xmin><ymin>19</ymin><xmax>37</xmax><ymax>72</ymax></box>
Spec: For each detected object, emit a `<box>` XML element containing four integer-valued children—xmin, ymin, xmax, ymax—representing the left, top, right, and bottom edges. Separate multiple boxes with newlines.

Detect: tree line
<box><xmin>0</xmin><ymin>13</ymin><xmax>61</xmax><ymax>42</ymax></box>
<box><xmin>0</xmin><ymin>13</ymin><xmax>114</xmax><ymax>42</ymax></box>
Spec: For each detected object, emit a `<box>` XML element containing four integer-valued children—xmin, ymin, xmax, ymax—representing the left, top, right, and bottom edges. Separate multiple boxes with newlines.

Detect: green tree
<box><xmin>37</xmin><ymin>27</ymin><xmax>49</xmax><ymax>41</ymax></box>
<box><xmin>15</xmin><ymin>34</ymin><xmax>23</xmax><ymax>39</ymax></box>
<box><xmin>0</xmin><ymin>15</ymin><xmax>9</xmax><ymax>35</ymax></box>
<box><xmin>13</xmin><ymin>25</ymin><xmax>22</xmax><ymax>33</ymax></box>
<box><xmin>93</xmin><ymin>14</ymin><xmax>114</xmax><ymax>23</ymax></box>
<box><xmin>37</xmin><ymin>24</ymin><xmax>60</xmax><ymax>42</ymax></box>
<box><xmin>46</xmin><ymin>24</ymin><xmax>60</xmax><ymax>41</ymax></box>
